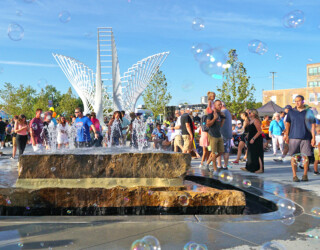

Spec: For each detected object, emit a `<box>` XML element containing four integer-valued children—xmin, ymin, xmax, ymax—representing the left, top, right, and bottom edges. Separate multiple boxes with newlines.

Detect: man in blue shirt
<box><xmin>74</xmin><ymin>107</ymin><xmax>99</xmax><ymax>147</ymax></box>
<box><xmin>284</xmin><ymin>95</ymin><xmax>315</xmax><ymax>182</ymax></box>
<box><xmin>152</xmin><ymin>123</ymin><xmax>166</xmax><ymax>149</ymax></box>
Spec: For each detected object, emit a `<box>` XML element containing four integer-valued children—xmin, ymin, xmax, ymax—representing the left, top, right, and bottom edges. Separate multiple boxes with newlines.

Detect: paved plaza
<box><xmin>0</xmin><ymin>146</ymin><xmax>319</xmax><ymax>249</ymax></box>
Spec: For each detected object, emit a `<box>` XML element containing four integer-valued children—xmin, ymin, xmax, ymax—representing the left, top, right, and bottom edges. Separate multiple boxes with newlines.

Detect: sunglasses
<box><xmin>75</xmin><ymin>112</ymin><xmax>79</xmax><ymax>114</ymax></box>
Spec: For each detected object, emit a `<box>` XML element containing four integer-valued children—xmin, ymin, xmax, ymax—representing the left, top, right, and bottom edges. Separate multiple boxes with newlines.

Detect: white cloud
<box><xmin>0</xmin><ymin>60</ymin><xmax>58</xmax><ymax>67</ymax></box>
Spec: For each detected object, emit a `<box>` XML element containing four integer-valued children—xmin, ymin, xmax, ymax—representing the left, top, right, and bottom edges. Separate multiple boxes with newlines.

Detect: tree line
<box><xmin>0</xmin><ymin>83</ymin><xmax>83</xmax><ymax>119</ymax></box>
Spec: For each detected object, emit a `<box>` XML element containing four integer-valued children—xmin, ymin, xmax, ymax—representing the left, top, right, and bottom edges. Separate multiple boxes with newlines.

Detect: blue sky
<box><xmin>1</xmin><ymin>0</ymin><xmax>320</xmax><ymax>106</ymax></box>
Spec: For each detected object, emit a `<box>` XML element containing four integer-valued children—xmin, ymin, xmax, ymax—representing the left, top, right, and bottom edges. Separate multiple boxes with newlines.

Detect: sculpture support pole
<box><xmin>95</xmin><ymin>31</ymin><xmax>104</xmax><ymax>124</ymax></box>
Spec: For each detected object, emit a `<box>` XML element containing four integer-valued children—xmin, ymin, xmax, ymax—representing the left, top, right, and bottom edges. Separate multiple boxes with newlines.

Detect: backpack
<box><xmin>6</xmin><ymin>125</ymin><xmax>12</xmax><ymax>134</ymax></box>
<box><xmin>201</xmin><ymin>115</ymin><xmax>209</xmax><ymax>132</ymax></box>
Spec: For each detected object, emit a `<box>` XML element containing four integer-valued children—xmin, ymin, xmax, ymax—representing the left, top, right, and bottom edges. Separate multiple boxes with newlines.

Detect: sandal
<box><xmin>240</xmin><ymin>167</ymin><xmax>248</xmax><ymax>172</ymax></box>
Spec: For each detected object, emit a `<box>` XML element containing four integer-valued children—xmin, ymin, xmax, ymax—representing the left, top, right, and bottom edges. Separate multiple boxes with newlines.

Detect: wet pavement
<box><xmin>0</xmin><ymin>146</ymin><xmax>319</xmax><ymax>249</ymax></box>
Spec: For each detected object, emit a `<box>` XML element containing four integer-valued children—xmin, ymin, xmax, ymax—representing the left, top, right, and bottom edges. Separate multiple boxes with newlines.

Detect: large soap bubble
<box><xmin>8</xmin><ymin>23</ymin><xmax>24</xmax><ymax>41</ymax></box>
<box><xmin>283</xmin><ymin>10</ymin><xmax>305</xmax><ymax>28</ymax></box>
<box><xmin>192</xmin><ymin>43</ymin><xmax>211</xmax><ymax>61</ymax></box>
<box><xmin>311</xmin><ymin>207</ymin><xmax>320</xmax><ymax>218</ymax></box>
<box><xmin>218</xmin><ymin>171</ymin><xmax>233</xmax><ymax>184</ymax></box>
<box><xmin>248</xmin><ymin>40</ymin><xmax>268</xmax><ymax>55</ymax></box>
<box><xmin>59</xmin><ymin>11</ymin><xmax>71</xmax><ymax>23</ymax></box>
<box><xmin>192</xmin><ymin>18</ymin><xmax>205</xmax><ymax>31</ymax></box>
<box><xmin>277</xmin><ymin>199</ymin><xmax>296</xmax><ymax>216</ymax></box>
<box><xmin>141</xmin><ymin>235</ymin><xmax>161</xmax><ymax>250</ymax></box>
<box><xmin>199</xmin><ymin>48</ymin><xmax>228</xmax><ymax>79</ymax></box>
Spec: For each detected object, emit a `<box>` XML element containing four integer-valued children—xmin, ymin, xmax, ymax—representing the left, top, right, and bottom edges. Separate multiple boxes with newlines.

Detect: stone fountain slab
<box><xmin>0</xmin><ymin>185</ymin><xmax>246</xmax><ymax>215</ymax></box>
<box><xmin>18</xmin><ymin>152</ymin><xmax>191</xmax><ymax>179</ymax></box>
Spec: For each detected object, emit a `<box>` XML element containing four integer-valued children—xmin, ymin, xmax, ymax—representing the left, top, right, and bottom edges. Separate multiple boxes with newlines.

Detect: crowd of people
<box><xmin>0</xmin><ymin>93</ymin><xmax>319</xmax><ymax>182</ymax></box>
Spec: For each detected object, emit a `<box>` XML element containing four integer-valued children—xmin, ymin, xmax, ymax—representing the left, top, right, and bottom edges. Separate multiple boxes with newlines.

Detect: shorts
<box><xmin>314</xmin><ymin>148</ymin><xmax>320</xmax><ymax>161</ymax></box>
<box><xmin>174</xmin><ymin>135</ymin><xmax>183</xmax><ymax>149</ymax></box>
<box><xmin>288</xmin><ymin>139</ymin><xmax>312</xmax><ymax>157</ymax></box>
<box><xmin>208</xmin><ymin>135</ymin><xmax>224</xmax><ymax>154</ymax></box>
<box><xmin>154</xmin><ymin>138</ymin><xmax>164</xmax><ymax>148</ymax></box>
<box><xmin>223</xmin><ymin>138</ymin><xmax>231</xmax><ymax>153</ymax></box>
<box><xmin>0</xmin><ymin>133</ymin><xmax>5</xmax><ymax>142</ymax></box>
<box><xmin>12</xmin><ymin>137</ymin><xmax>17</xmax><ymax>147</ymax></box>
<box><xmin>182</xmin><ymin>135</ymin><xmax>191</xmax><ymax>152</ymax></box>
<box><xmin>239</xmin><ymin>133</ymin><xmax>248</xmax><ymax>143</ymax></box>
<box><xmin>57</xmin><ymin>136</ymin><xmax>69</xmax><ymax>144</ymax></box>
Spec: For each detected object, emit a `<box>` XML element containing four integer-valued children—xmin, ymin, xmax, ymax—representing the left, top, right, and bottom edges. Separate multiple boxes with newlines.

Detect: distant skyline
<box><xmin>1</xmin><ymin>0</ymin><xmax>320</xmax><ymax>107</ymax></box>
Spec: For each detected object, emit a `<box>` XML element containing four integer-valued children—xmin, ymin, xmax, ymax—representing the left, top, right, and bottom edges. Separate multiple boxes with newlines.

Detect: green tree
<box><xmin>216</xmin><ymin>49</ymin><xmax>256</xmax><ymax>115</ymax></box>
<box><xmin>59</xmin><ymin>87</ymin><xmax>83</xmax><ymax>118</ymax></box>
<box><xmin>143</xmin><ymin>71</ymin><xmax>172</xmax><ymax>120</ymax></box>
<box><xmin>33</xmin><ymin>85</ymin><xmax>62</xmax><ymax>113</ymax></box>
<box><xmin>0</xmin><ymin>83</ymin><xmax>37</xmax><ymax>119</ymax></box>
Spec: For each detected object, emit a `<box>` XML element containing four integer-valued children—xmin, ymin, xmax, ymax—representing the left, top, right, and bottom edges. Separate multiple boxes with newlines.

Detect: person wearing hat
<box><xmin>48</xmin><ymin>107</ymin><xmax>57</xmax><ymax>126</ymax></box>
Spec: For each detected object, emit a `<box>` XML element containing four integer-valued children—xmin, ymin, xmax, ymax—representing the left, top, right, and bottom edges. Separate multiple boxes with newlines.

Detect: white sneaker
<box><xmin>199</xmin><ymin>163</ymin><xmax>204</xmax><ymax>168</ymax></box>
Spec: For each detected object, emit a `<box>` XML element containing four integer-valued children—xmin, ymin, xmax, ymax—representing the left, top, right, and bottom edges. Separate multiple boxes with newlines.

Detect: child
<box><xmin>206</xmin><ymin>91</ymin><xmax>215</xmax><ymax>114</ymax></box>
<box><xmin>313</xmin><ymin>126</ymin><xmax>320</xmax><ymax>175</ymax></box>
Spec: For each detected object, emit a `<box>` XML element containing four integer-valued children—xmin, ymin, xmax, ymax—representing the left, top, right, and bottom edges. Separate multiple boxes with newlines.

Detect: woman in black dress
<box><xmin>241</xmin><ymin>109</ymin><xmax>264</xmax><ymax>173</ymax></box>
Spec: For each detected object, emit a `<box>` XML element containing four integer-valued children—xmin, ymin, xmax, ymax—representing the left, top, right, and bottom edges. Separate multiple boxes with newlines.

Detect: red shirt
<box><xmin>90</xmin><ymin>118</ymin><xmax>101</xmax><ymax>132</ymax></box>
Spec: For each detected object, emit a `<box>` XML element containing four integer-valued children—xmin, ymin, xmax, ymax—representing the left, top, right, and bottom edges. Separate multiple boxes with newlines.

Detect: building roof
<box><xmin>257</xmin><ymin>101</ymin><xmax>283</xmax><ymax>117</ymax></box>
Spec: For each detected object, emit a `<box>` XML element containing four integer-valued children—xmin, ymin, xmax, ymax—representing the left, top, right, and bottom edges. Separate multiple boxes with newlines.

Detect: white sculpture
<box><xmin>53</xmin><ymin>27</ymin><xmax>169</xmax><ymax>123</ymax></box>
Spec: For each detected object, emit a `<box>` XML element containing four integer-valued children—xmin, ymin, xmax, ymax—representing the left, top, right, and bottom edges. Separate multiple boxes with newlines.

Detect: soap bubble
<box><xmin>26</xmin><ymin>206</ymin><xmax>30</xmax><ymax>210</ymax></box>
<box><xmin>192</xmin><ymin>17</ymin><xmax>205</xmax><ymax>31</ymax></box>
<box><xmin>93</xmin><ymin>203</ymin><xmax>98</xmax><ymax>207</ymax></box>
<box><xmin>291</xmin><ymin>153</ymin><xmax>308</xmax><ymax>169</ymax></box>
<box><xmin>50</xmin><ymin>167</ymin><xmax>56</xmax><ymax>172</ymax></box>
<box><xmin>59</xmin><ymin>11</ymin><xmax>71</xmax><ymax>23</ymax></box>
<box><xmin>275</xmin><ymin>53</ymin><xmax>282</xmax><ymax>60</ymax></box>
<box><xmin>37</xmin><ymin>78</ymin><xmax>47</xmax><ymax>89</ymax></box>
<box><xmin>199</xmin><ymin>48</ymin><xmax>228</xmax><ymax>78</ymax></box>
<box><xmin>6</xmin><ymin>198</ymin><xmax>11</xmax><ymax>205</ymax></box>
<box><xmin>16</xmin><ymin>10</ymin><xmax>23</xmax><ymax>16</ymax></box>
<box><xmin>18</xmin><ymin>243</ymin><xmax>24</xmax><ymax>247</ymax></box>
<box><xmin>141</xmin><ymin>235</ymin><xmax>161</xmax><ymax>250</ymax></box>
<box><xmin>305</xmin><ymin>109</ymin><xmax>316</xmax><ymax>131</ymax></box>
<box><xmin>218</xmin><ymin>171</ymin><xmax>233</xmax><ymax>184</ymax></box>
<box><xmin>261</xmin><ymin>241</ymin><xmax>285</xmax><ymax>250</ymax></box>
<box><xmin>192</xmin><ymin>43</ymin><xmax>211</xmax><ymax>60</ymax></box>
<box><xmin>148</xmin><ymin>190</ymin><xmax>154</xmax><ymax>196</ymax></box>
<box><xmin>131</xmin><ymin>239</ymin><xmax>151</xmax><ymax>250</ymax></box>
<box><xmin>281</xmin><ymin>213</ymin><xmax>295</xmax><ymax>225</ymax></box>
<box><xmin>67</xmin><ymin>210</ymin><xmax>72</xmax><ymax>214</ymax></box>
<box><xmin>283</xmin><ymin>10</ymin><xmax>304</xmax><ymax>28</ymax></box>
<box><xmin>311</xmin><ymin>207</ymin><xmax>320</xmax><ymax>218</ymax></box>
<box><xmin>181</xmin><ymin>81</ymin><xmax>194</xmax><ymax>92</ymax></box>
<box><xmin>124</xmin><ymin>197</ymin><xmax>130</xmax><ymax>203</ymax></box>
<box><xmin>40</xmin><ymin>242</ymin><xmax>45</xmax><ymax>247</ymax></box>
<box><xmin>242</xmin><ymin>179</ymin><xmax>252</xmax><ymax>188</ymax></box>
<box><xmin>178</xmin><ymin>194</ymin><xmax>189</xmax><ymax>206</ymax></box>
<box><xmin>88</xmin><ymin>160</ymin><xmax>92</xmax><ymax>164</ymax></box>
<box><xmin>308</xmin><ymin>58</ymin><xmax>313</xmax><ymax>62</ymax></box>
<box><xmin>184</xmin><ymin>241</ymin><xmax>198</xmax><ymax>250</ymax></box>
<box><xmin>277</xmin><ymin>199</ymin><xmax>296</xmax><ymax>216</ymax></box>
<box><xmin>8</xmin><ymin>23</ymin><xmax>24</xmax><ymax>41</ymax></box>
<box><xmin>248</xmin><ymin>39</ymin><xmax>268</xmax><ymax>55</ymax></box>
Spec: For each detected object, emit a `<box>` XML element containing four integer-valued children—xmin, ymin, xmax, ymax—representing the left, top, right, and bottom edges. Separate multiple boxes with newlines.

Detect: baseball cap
<box><xmin>284</xmin><ymin>105</ymin><xmax>292</xmax><ymax>110</ymax></box>
<box><xmin>237</xmin><ymin>120</ymin><xmax>242</xmax><ymax>124</ymax></box>
<box><xmin>232</xmin><ymin>120</ymin><xmax>236</xmax><ymax>125</ymax></box>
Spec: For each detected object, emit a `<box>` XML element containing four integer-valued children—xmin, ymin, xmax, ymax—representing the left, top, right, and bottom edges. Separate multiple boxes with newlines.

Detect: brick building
<box><xmin>263</xmin><ymin>63</ymin><xmax>320</xmax><ymax>108</ymax></box>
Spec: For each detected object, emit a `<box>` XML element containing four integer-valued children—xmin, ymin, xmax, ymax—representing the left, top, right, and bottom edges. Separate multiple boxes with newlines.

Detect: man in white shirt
<box><xmin>173</xmin><ymin>110</ymin><xmax>183</xmax><ymax>152</ymax></box>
